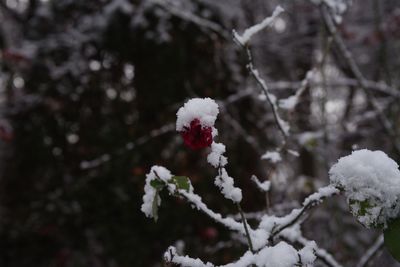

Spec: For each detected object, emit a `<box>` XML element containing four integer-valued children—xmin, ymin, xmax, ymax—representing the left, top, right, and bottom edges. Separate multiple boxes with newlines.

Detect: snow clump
<box><xmin>141</xmin><ymin>166</ymin><xmax>173</xmax><ymax>219</ymax></box>
<box><xmin>329</xmin><ymin>149</ymin><xmax>400</xmax><ymax>227</ymax></box>
<box><xmin>176</xmin><ymin>98</ymin><xmax>219</xmax><ymax>133</ymax></box>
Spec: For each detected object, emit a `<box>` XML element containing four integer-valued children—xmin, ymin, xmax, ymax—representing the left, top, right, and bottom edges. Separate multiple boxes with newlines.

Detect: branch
<box><xmin>282</xmin><ymin>235</ymin><xmax>344</xmax><ymax>267</ymax></box>
<box><xmin>233</xmin><ymin>6</ymin><xmax>284</xmax><ymax>45</ymax></box>
<box><xmin>233</xmin><ymin>41</ymin><xmax>289</xmax><ymax>142</ymax></box>
<box><xmin>320</xmin><ymin>4</ymin><xmax>400</xmax><ymax>154</ymax></box>
<box><xmin>80</xmin><ymin>123</ymin><xmax>175</xmax><ymax>170</ymax></box>
<box><xmin>268</xmin><ymin>186</ymin><xmax>339</xmax><ymax>239</ymax></box>
<box><xmin>355</xmin><ymin>235</ymin><xmax>384</xmax><ymax>267</ymax></box>
<box><xmin>151</xmin><ymin>0</ymin><xmax>229</xmax><ymax>39</ymax></box>
<box><xmin>178</xmin><ymin>190</ymin><xmax>247</xmax><ymax>234</ymax></box>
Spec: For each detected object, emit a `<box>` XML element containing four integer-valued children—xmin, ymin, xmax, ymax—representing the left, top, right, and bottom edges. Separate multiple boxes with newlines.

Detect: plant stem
<box><xmin>237</xmin><ymin>203</ymin><xmax>255</xmax><ymax>253</ymax></box>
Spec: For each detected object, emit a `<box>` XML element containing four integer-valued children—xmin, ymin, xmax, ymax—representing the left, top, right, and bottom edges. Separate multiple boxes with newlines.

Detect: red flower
<box><xmin>181</xmin><ymin>119</ymin><xmax>213</xmax><ymax>150</ymax></box>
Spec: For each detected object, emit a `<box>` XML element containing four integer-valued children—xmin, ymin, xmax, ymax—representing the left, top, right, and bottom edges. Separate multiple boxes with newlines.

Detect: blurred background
<box><xmin>1</xmin><ymin>0</ymin><xmax>400</xmax><ymax>266</ymax></box>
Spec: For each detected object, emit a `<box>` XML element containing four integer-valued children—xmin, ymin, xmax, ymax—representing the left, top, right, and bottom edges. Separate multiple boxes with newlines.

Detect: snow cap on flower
<box><xmin>176</xmin><ymin>98</ymin><xmax>219</xmax><ymax>149</ymax></box>
<box><xmin>176</xmin><ymin>98</ymin><xmax>219</xmax><ymax>132</ymax></box>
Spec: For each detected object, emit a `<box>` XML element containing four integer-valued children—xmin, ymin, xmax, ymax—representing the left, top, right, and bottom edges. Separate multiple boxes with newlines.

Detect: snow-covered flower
<box><xmin>180</xmin><ymin>118</ymin><xmax>213</xmax><ymax>150</ymax></box>
<box><xmin>176</xmin><ymin>98</ymin><xmax>219</xmax><ymax>150</ymax></box>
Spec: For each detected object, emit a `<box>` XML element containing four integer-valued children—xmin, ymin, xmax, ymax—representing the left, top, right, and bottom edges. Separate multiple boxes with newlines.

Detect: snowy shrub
<box><xmin>140</xmin><ymin>3</ymin><xmax>400</xmax><ymax>266</ymax></box>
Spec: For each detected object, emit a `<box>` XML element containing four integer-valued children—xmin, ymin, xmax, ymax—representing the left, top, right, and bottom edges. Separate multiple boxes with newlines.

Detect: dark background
<box><xmin>1</xmin><ymin>0</ymin><xmax>400</xmax><ymax>266</ymax></box>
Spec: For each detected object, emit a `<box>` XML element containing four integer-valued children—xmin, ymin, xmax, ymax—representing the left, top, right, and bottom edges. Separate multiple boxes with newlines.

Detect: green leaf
<box><xmin>348</xmin><ymin>199</ymin><xmax>384</xmax><ymax>228</ymax></box>
<box><xmin>384</xmin><ymin>217</ymin><xmax>400</xmax><ymax>262</ymax></box>
<box><xmin>150</xmin><ymin>179</ymin><xmax>165</xmax><ymax>190</ymax></box>
<box><xmin>171</xmin><ymin>176</ymin><xmax>190</xmax><ymax>192</ymax></box>
<box><xmin>152</xmin><ymin>190</ymin><xmax>160</xmax><ymax>222</ymax></box>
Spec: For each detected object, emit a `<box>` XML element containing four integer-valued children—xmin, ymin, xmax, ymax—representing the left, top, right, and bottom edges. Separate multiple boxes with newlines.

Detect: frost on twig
<box><xmin>280</xmin><ymin>226</ymin><xmax>344</xmax><ymax>267</ymax></box>
<box><xmin>261</xmin><ymin>150</ymin><xmax>282</xmax><ymax>164</ymax></box>
<box><xmin>251</xmin><ymin>175</ymin><xmax>271</xmax><ymax>193</ymax></box>
<box><xmin>250</xmin><ymin>67</ymin><xmax>290</xmax><ymax>139</ymax></box>
<box><xmin>207</xmin><ymin>142</ymin><xmax>242</xmax><ymax>203</ymax></box>
<box><xmin>259</xmin><ymin>185</ymin><xmax>340</xmax><ymax>238</ymax></box>
<box><xmin>279</xmin><ymin>69</ymin><xmax>316</xmax><ymax>111</ymax></box>
<box><xmin>233</xmin><ymin>8</ymin><xmax>290</xmax><ymax>141</ymax></box>
<box><xmin>233</xmin><ymin>6</ymin><xmax>284</xmax><ymax>45</ymax></box>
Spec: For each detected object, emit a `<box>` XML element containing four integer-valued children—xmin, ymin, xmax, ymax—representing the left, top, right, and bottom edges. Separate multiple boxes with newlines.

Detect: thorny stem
<box><xmin>237</xmin><ymin>202</ymin><xmax>255</xmax><ymax>253</ymax></box>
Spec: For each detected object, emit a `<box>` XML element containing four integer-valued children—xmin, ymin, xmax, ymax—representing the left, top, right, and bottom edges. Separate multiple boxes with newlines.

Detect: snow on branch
<box><xmin>281</xmin><ymin>229</ymin><xmax>344</xmax><ymax>267</ymax></box>
<box><xmin>165</xmin><ymin>241</ymin><xmax>317</xmax><ymax>267</ymax></box>
<box><xmin>279</xmin><ymin>69</ymin><xmax>316</xmax><ymax>111</ymax></box>
<box><xmin>233</xmin><ymin>6</ymin><xmax>284</xmax><ymax>45</ymax></box>
<box><xmin>259</xmin><ymin>185</ymin><xmax>339</xmax><ymax>238</ymax></box>
<box><xmin>178</xmin><ymin>190</ymin><xmax>246</xmax><ymax>233</ymax></box>
<box><xmin>251</xmin><ymin>175</ymin><xmax>271</xmax><ymax>193</ymax></box>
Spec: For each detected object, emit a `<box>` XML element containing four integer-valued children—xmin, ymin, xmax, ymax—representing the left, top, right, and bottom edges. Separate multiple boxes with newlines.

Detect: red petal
<box><xmin>181</xmin><ymin>119</ymin><xmax>213</xmax><ymax>150</ymax></box>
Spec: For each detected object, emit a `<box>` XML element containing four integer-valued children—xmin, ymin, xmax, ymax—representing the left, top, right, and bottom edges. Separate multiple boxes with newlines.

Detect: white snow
<box><xmin>297</xmin><ymin>131</ymin><xmax>323</xmax><ymax>147</ymax></box>
<box><xmin>299</xmin><ymin>241</ymin><xmax>318</xmax><ymax>264</ymax></box>
<box><xmin>166</xmin><ymin>241</ymin><xmax>316</xmax><ymax>267</ymax></box>
<box><xmin>251</xmin><ymin>175</ymin><xmax>271</xmax><ymax>192</ymax></box>
<box><xmin>302</xmin><ymin>185</ymin><xmax>339</xmax><ymax>206</ymax></box>
<box><xmin>164</xmin><ymin>246</ymin><xmax>214</xmax><ymax>267</ymax></box>
<box><xmin>206</xmin><ymin>141</ymin><xmax>241</xmax><ymax>203</ymax></box>
<box><xmin>179</xmin><ymin>190</ymin><xmax>245</xmax><ymax>233</ymax></box>
<box><xmin>278</xmin><ymin>95</ymin><xmax>297</xmax><ymax>110</ymax></box>
<box><xmin>255</xmin><ymin>242</ymin><xmax>301</xmax><ymax>267</ymax></box>
<box><xmin>279</xmin><ymin>69</ymin><xmax>315</xmax><ymax>110</ymax></box>
<box><xmin>176</xmin><ymin>98</ymin><xmax>219</xmax><ymax>131</ymax></box>
<box><xmin>233</xmin><ymin>6</ymin><xmax>285</xmax><ymax>45</ymax></box>
<box><xmin>207</xmin><ymin>142</ymin><xmax>228</xmax><ymax>168</ymax></box>
<box><xmin>215</xmin><ymin>168</ymin><xmax>243</xmax><ymax>203</ymax></box>
<box><xmin>261</xmin><ymin>151</ymin><xmax>282</xmax><ymax>163</ymax></box>
<box><xmin>259</xmin><ymin>185</ymin><xmax>339</xmax><ymax>234</ymax></box>
<box><xmin>310</xmin><ymin>0</ymin><xmax>350</xmax><ymax>23</ymax></box>
<box><xmin>141</xmin><ymin>166</ymin><xmax>173</xmax><ymax>218</ymax></box>
<box><xmin>329</xmin><ymin>149</ymin><xmax>400</xmax><ymax>227</ymax></box>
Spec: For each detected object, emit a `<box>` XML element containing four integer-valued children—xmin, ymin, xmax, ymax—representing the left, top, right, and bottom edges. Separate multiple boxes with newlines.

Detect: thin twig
<box><xmin>237</xmin><ymin>203</ymin><xmax>255</xmax><ymax>253</ymax></box>
<box><xmin>151</xmin><ymin>0</ymin><xmax>229</xmax><ymax>39</ymax></box>
<box><xmin>234</xmin><ymin>40</ymin><xmax>289</xmax><ymax>143</ymax></box>
<box><xmin>281</xmin><ymin>235</ymin><xmax>344</xmax><ymax>267</ymax></box>
<box><xmin>269</xmin><ymin>186</ymin><xmax>339</xmax><ymax>240</ymax></box>
<box><xmin>355</xmin><ymin>235</ymin><xmax>384</xmax><ymax>267</ymax></box>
